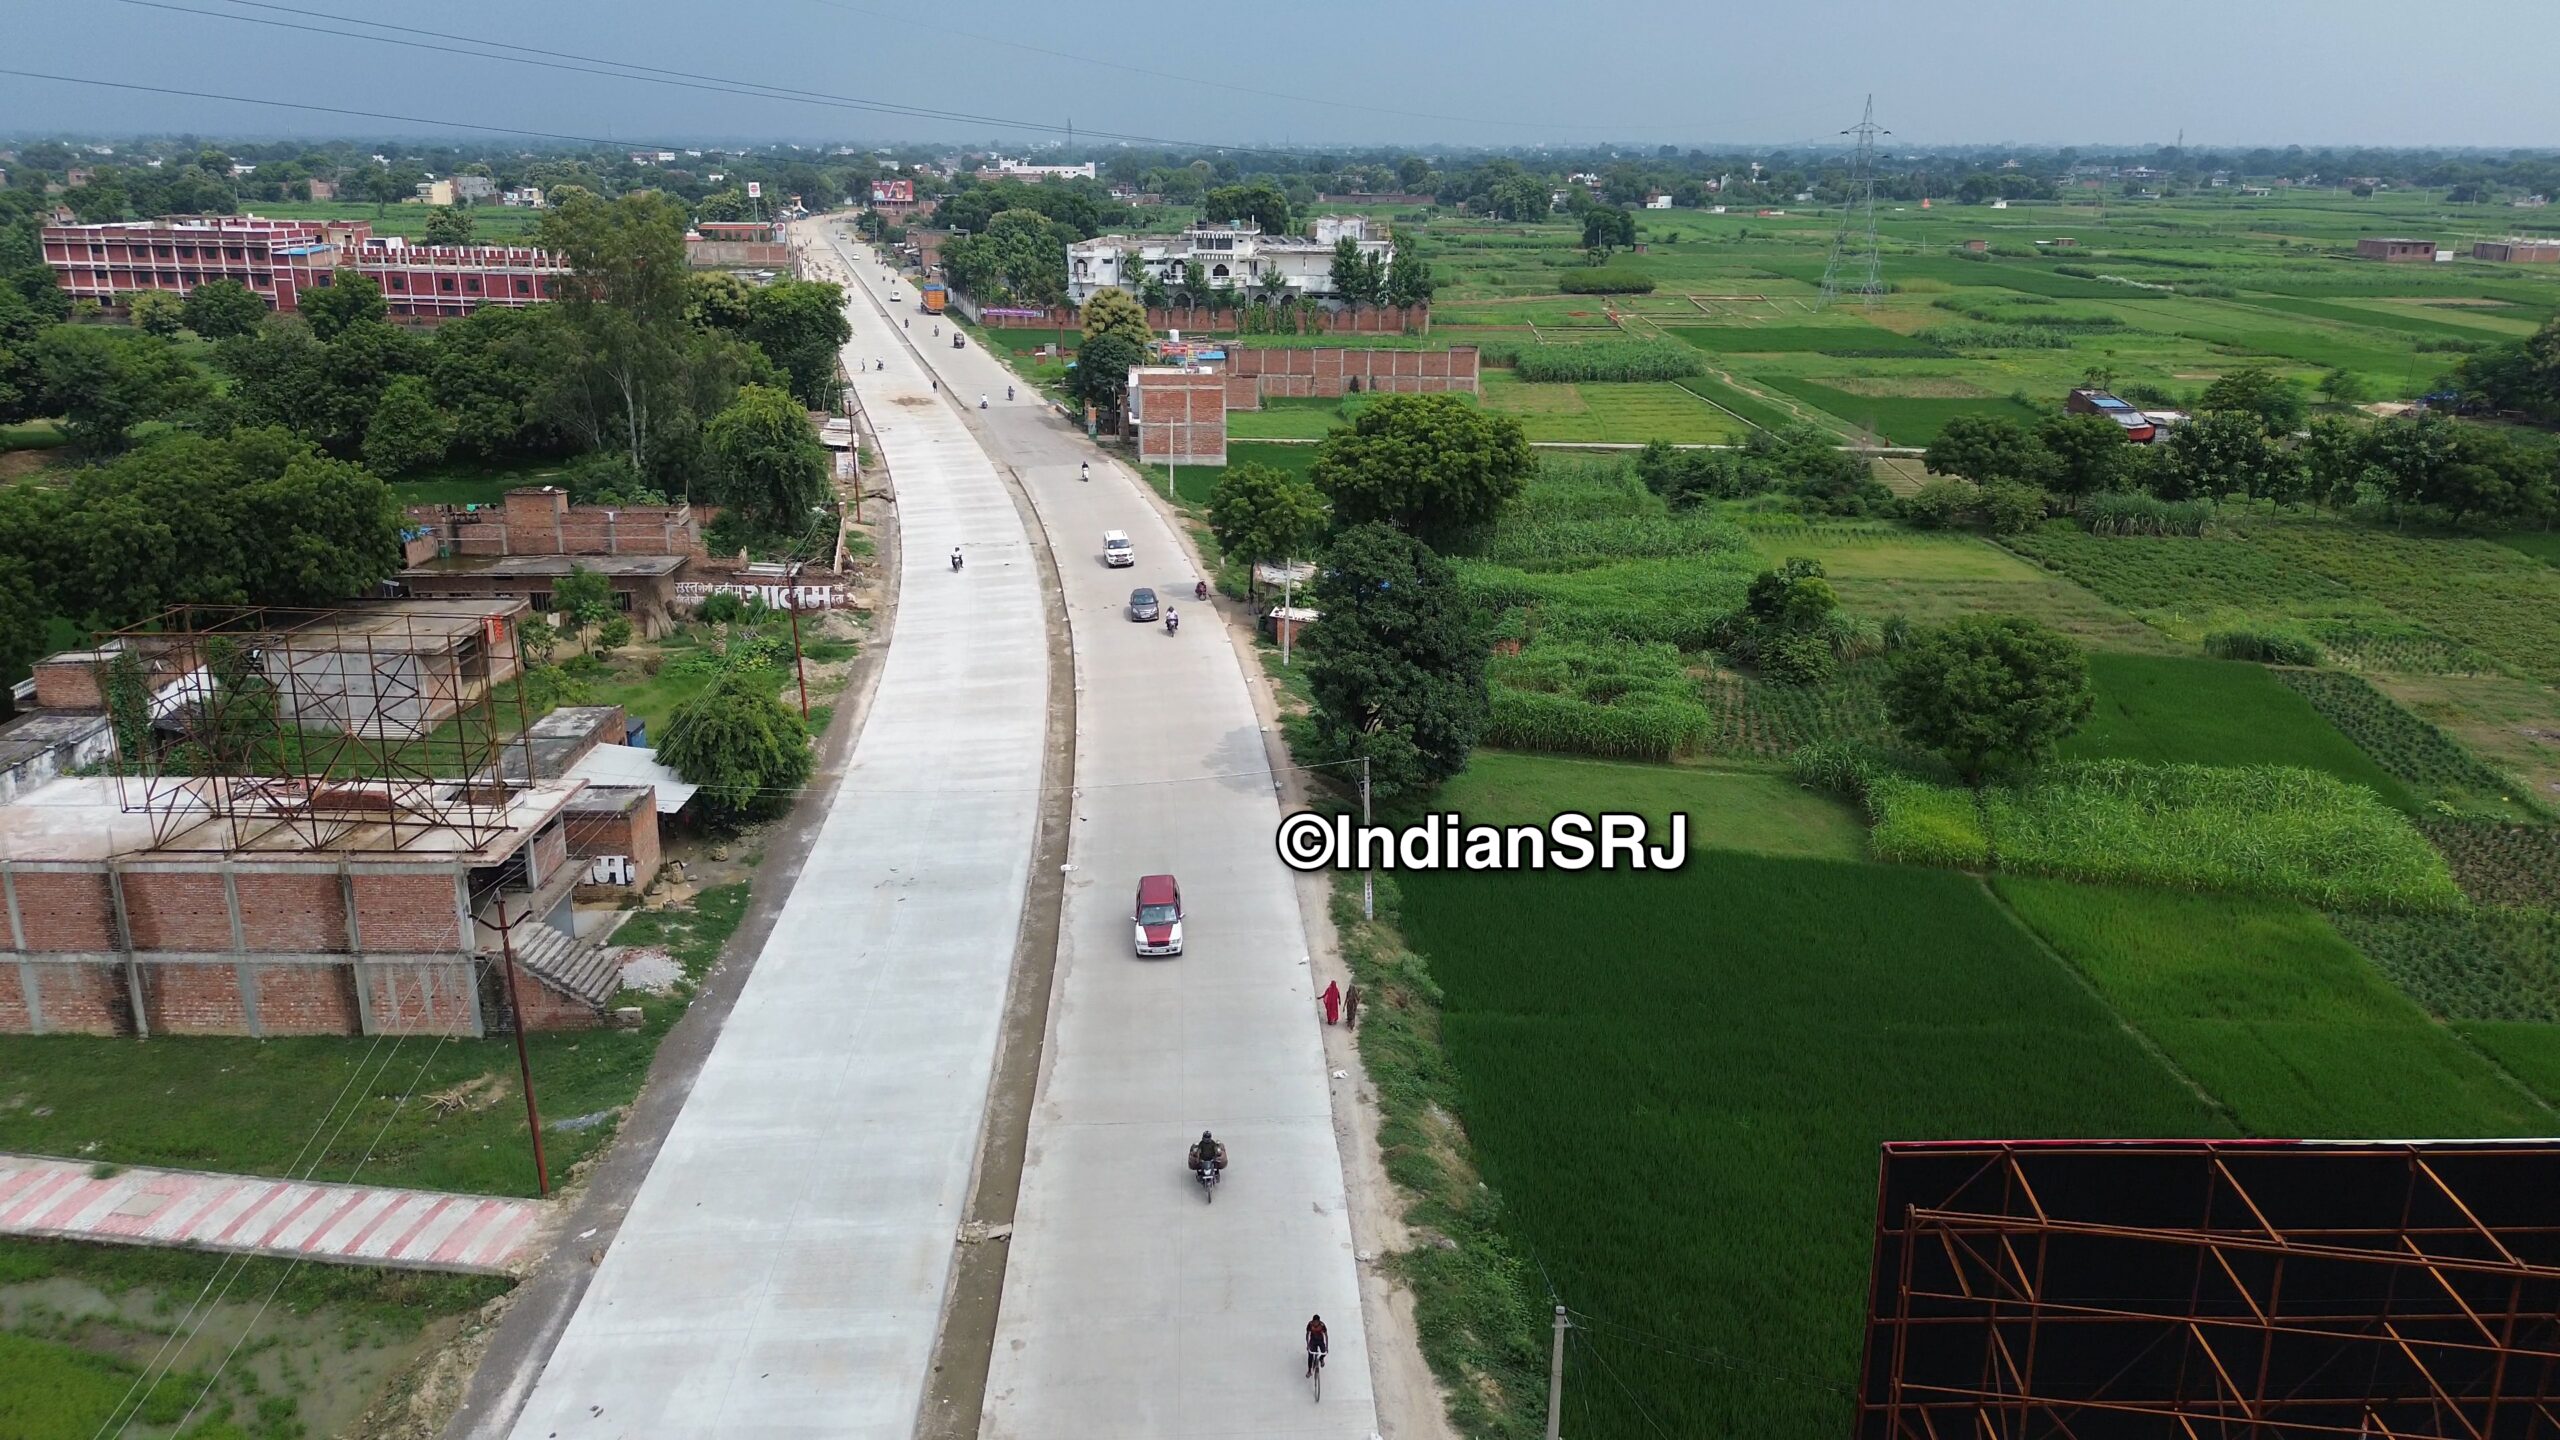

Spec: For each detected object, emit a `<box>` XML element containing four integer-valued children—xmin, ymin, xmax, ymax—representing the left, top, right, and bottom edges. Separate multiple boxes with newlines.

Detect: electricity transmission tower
<box><xmin>1817</xmin><ymin>95</ymin><xmax>1889</xmax><ymax>309</ymax></box>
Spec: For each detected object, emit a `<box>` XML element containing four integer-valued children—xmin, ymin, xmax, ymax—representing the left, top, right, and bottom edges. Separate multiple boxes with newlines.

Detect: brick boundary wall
<box><xmin>1222</xmin><ymin>345</ymin><xmax>1478</xmax><ymax>406</ymax></box>
<box><xmin>978</xmin><ymin>303</ymin><xmax>1431</xmax><ymax>336</ymax></box>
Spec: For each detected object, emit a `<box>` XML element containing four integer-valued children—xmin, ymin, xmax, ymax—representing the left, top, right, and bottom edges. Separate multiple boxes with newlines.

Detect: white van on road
<box><xmin>1102</xmin><ymin>530</ymin><xmax>1134</xmax><ymax>567</ymax></box>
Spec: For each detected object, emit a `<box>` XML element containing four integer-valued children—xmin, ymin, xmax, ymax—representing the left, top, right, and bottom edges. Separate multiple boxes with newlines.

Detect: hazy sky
<box><xmin>6</xmin><ymin>0</ymin><xmax>2557</xmax><ymax>152</ymax></box>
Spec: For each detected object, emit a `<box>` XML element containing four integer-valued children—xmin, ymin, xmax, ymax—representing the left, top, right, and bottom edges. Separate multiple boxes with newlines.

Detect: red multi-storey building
<box><xmin>39</xmin><ymin>216</ymin><xmax>570</xmax><ymax>319</ymax></box>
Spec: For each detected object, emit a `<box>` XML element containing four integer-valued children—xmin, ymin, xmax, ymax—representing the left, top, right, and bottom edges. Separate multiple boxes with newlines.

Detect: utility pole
<box><xmin>1359</xmin><ymin>754</ymin><xmax>1373</xmax><ymax>921</ymax></box>
<box><xmin>787</xmin><ymin>562</ymin><xmax>810</xmax><ymax>721</ymax></box>
<box><xmin>1545</xmin><ymin>1304</ymin><xmax>1569</xmax><ymax>1440</ymax></box>
<box><xmin>494</xmin><ymin>905</ymin><xmax>551</xmax><ymax>1198</ymax></box>
<box><xmin>1280</xmin><ymin>557</ymin><xmax>1294</xmax><ymax>667</ymax></box>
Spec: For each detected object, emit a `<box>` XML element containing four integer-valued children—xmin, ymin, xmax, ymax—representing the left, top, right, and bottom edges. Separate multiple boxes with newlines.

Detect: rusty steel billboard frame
<box><xmin>1858</xmin><ymin>1139</ymin><xmax>2560</xmax><ymax>1440</ymax></box>
<box><xmin>96</xmin><ymin>604</ymin><xmax>542</xmax><ymax>854</ymax></box>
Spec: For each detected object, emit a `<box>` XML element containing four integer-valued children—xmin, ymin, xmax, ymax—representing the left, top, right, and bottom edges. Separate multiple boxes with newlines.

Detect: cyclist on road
<box><xmin>1305</xmin><ymin>1314</ymin><xmax>1329</xmax><ymax>1376</ymax></box>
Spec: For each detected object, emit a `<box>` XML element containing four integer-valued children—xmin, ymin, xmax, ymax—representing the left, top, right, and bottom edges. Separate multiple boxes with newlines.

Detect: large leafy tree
<box><xmin>1069</xmin><ymin>332</ymin><xmax>1143</xmax><ymax>424</ymax></box>
<box><xmin>658</xmin><ymin>669</ymin><xmax>814</xmax><ymax>825</ymax></box>
<box><xmin>300</xmin><ymin>272</ymin><xmax>386</xmax><ymax>341</ymax></box>
<box><xmin>33</xmin><ymin>326</ymin><xmax>210</xmax><ymax>454</ymax></box>
<box><xmin>537</xmin><ymin>187</ymin><xmax>696</xmax><ymax>474</ymax></box>
<box><xmin>2036</xmin><ymin>414</ymin><xmax>2127</xmax><ymax>497</ymax></box>
<box><xmin>1884</xmin><ymin>615</ymin><xmax>2093</xmax><ymax>785</ymax></box>
<box><xmin>1924</xmin><ymin>414</ymin><xmax>2051</xmax><ymax>486</ymax></box>
<box><xmin>1302</xmin><ymin>522</ymin><xmax>1488</xmax><ymax>799</ymax></box>
<box><xmin>239</xmin><ymin>452</ymin><xmax>404</xmax><ymax>604</ymax></box>
<box><xmin>741</xmin><ymin>279</ymin><xmax>852</xmax><ymax>409</ymax></box>
<box><xmin>362</xmin><ymin>374</ymin><xmax>454</xmax><ymax>476</ymax></box>
<box><xmin>1208</xmin><ymin>462</ymin><xmax>1326</xmax><ymax>588</ymax></box>
<box><xmin>703</xmin><ymin>384</ymin><xmax>828</xmax><ymax>537</ymax></box>
<box><xmin>1079</xmin><ymin>286</ymin><xmax>1152</xmax><ymax>348</ymax></box>
<box><xmin>422</xmin><ymin>205</ymin><xmax>475</xmax><ymax>246</ymax></box>
<box><xmin>427</xmin><ymin>306</ymin><xmax>568</xmax><ymax>461</ymax></box>
<box><xmin>2198</xmin><ymin>365</ymin><xmax>2307</xmax><ymax>435</ymax></box>
<box><xmin>2161</xmin><ymin>409</ymin><xmax>2301</xmax><ymax>504</ymax></box>
<box><xmin>1310</xmin><ymin>393</ymin><xmax>1533</xmax><ymax>549</ymax></box>
<box><xmin>941</xmin><ymin>209</ymin><xmax>1077</xmax><ymax>306</ymax></box>
<box><xmin>1202</xmin><ymin>181</ymin><xmax>1293</xmax><ymax>235</ymax></box>
<box><xmin>181</xmin><ymin>278</ymin><xmax>268</xmax><ymax>339</ymax></box>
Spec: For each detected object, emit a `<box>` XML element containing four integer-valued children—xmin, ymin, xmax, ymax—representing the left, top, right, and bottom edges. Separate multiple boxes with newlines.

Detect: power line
<box><xmin>793</xmin><ymin>0</ymin><xmax>1645</xmax><ymax>136</ymax></box>
<box><xmin>0</xmin><ymin>68</ymin><xmax>677</xmax><ymax>151</ymax></box>
<box><xmin>111</xmin><ymin>0</ymin><xmax>1300</xmax><ymax>157</ymax></box>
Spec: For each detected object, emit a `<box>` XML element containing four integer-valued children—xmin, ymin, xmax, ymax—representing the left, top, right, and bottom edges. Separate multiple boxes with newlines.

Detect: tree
<box><xmin>2035</xmin><ymin>414</ymin><xmax>2128</xmax><ymax>498</ymax></box>
<box><xmin>657</xmin><ymin>669</ymin><xmax>813</xmax><ymax>825</ymax></box>
<box><xmin>1069</xmin><ymin>332</ymin><xmax>1143</xmax><ymax>424</ymax></box>
<box><xmin>742</xmin><ymin>279</ymin><xmax>852</xmax><ymax>409</ymax></box>
<box><xmin>684</xmin><ymin>271</ymin><xmax>756</xmax><ymax>333</ymax></box>
<box><xmin>181</xmin><ymin>278</ymin><xmax>267</xmax><ymax>339</ymax></box>
<box><xmin>1384</xmin><ymin>250</ymin><xmax>1436</xmax><ymax>307</ymax></box>
<box><xmin>702</xmin><ymin>384</ymin><xmax>828</xmax><ymax>537</ymax></box>
<box><xmin>33</xmin><ymin>326</ymin><xmax>210</xmax><ymax>454</ymax></box>
<box><xmin>1208</xmin><ymin>463</ymin><xmax>1327</xmax><ymax>588</ymax></box>
<box><xmin>422</xmin><ymin>205</ymin><xmax>475</xmax><ymax>246</ymax></box>
<box><xmin>2161</xmin><ymin>409</ymin><xmax>2298</xmax><ymax>503</ymax></box>
<box><xmin>1302</xmin><ymin>523</ymin><xmax>1488</xmax><ymax>798</ymax></box>
<box><xmin>2199</xmin><ymin>365</ymin><xmax>2307</xmax><ymax>435</ymax></box>
<box><xmin>1202</xmin><ymin>181</ymin><xmax>1293</xmax><ymax>235</ymax></box>
<box><xmin>1924</xmin><ymin>415</ymin><xmax>2050</xmax><ymax>486</ymax></box>
<box><xmin>2317</xmin><ymin>369</ymin><xmax>2370</xmax><ymax>408</ymax></box>
<box><xmin>1079</xmin><ymin>286</ymin><xmax>1152</xmax><ymax>348</ymax></box>
<box><xmin>427</xmin><ymin>305</ymin><xmax>567</xmax><ymax>461</ymax></box>
<box><xmin>1310</xmin><ymin>393</ymin><xmax>1533</xmax><ymax>548</ymax></box>
<box><xmin>301</xmin><ymin>272</ymin><xmax>386</xmax><ymax>341</ymax></box>
<box><xmin>1581</xmin><ymin>206</ymin><xmax>1636</xmax><ymax>259</ymax></box>
<box><xmin>238</xmin><ymin>453</ymin><xmax>402</xmax><ymax>604</ymax></box>
<box><xmin>361</xmin><ymin>374</ymin><xmax>454</xmax><ymax>476</ymax></box>
<box><xmin>551</xmin><ymin>564</ymin><xmax>615</xmax><ymax>651</ymax></box>
<box><xmin>1489</xmin><ymin>175</ymin><xmax>1552</xmax><ymax>221</ymax></box>
<box><xmin>1883</xmin><ymin>616</ymin><xmax>2093</xmax><ymax>785</ymax></box>
<box><xmin>537</xmin><ymin>188</ymin><xmax>696</xmax><ymax>475</ymax></box>
<box><xmin>128</xmin><ymin>290</ymin><xmax>186</xmax><ymax>337</ymax></box>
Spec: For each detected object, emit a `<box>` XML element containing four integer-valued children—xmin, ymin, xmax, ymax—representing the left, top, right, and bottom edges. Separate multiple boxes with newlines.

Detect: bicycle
<box><xmin>1306</xmin><ymin>1345</ymin><xmax>1326</xmax><ymax>1401</ymax></box>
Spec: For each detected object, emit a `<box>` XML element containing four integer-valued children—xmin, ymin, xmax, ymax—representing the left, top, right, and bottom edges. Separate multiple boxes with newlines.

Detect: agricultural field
<box><xmin>1399</xmin><ymin>852</ymin><xmax>2230</xmax><ymax>1438</ymax></box>
<box><xmin>1180</xmin><ymin>180</ymin><xmax>2560</xmax><ymax>1440</ymax></box>
<box><xmin>1390</xmin><ymin>188</ymin><xmax>2560</xmax><ymax>449</ymax></box>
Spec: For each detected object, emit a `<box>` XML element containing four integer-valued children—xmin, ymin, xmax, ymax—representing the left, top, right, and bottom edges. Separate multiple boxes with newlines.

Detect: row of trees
<box><xmin>2444</xmin><ymin>315</ymin><xmax>2560</xmax><ymax>424</ymax></box>
<box><xmin>1919</xmin><ymin>367</ymin><xmax>2560</xmax><ymax>528</ymax></box>
<box><xmin>1326</xmin><ymin>239</ymin><xmax>1436</xmax><ymax>308</ymax></box>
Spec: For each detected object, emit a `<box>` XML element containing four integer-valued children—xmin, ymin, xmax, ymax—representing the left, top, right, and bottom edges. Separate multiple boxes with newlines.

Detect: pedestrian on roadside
<box><xmin>1344</xmin><ymin>983</ymin><xmax>1361</xmax><ymax>1032</ymax></box>
<box><xmin>1321</xmin><ymin>979</ymin><xmax>1342</xmax><ymax>1025</ymax></box>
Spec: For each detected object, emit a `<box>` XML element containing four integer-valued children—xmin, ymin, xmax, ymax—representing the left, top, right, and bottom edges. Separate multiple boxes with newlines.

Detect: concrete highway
<box><xmin>500</xmin><ymin>238</ymin><xmax>1050</xmax><ymax>1438</ymax></box>
<box><xmin>810</xmin><ymin>224</ymin><xmax>1380</xmax><ymax>1439</ymax></box>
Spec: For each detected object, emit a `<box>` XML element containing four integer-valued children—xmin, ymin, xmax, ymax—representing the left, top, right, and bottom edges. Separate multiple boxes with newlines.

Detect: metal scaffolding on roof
<box><xmin>1858</xmin><ymin>1139</ymin><xmax>2560</xmax><ymax>1439</ymax></box>
<box><xmin>93</xmin><ymin>604</ymin><xmax>544</xmax><ymax>854</ymax></box>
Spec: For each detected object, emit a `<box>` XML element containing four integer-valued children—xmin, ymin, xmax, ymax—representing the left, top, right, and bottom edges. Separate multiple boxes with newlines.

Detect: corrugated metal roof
<box><xmin>566</xmin><ymin>744</ymin><xmax>699</xmax><ymax>813</ymax></box>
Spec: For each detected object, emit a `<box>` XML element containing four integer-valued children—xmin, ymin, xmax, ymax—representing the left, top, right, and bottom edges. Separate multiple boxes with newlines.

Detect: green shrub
<box><xmin>1510</xmin><ymin>340</ymin><xmax>1702</xmax><ymax>383</ymax></box>
<box><xmin>1899</xmin><ymin>479</ymin><xmax>1975</xmax><ymax>530</ymax></box>
<box><xmin>696</xmin><ymin>591</ymin><xmax>749</xmax><ymax>624</ymax></box>
<box><xmin>1556</xmin><ymin>267</ymin><xmax>1657</xmax><ymax>294</ymax></box>
<box><xmin>1976</xmin><ymin>482</ymin><xmax>2048</xmax><ymax>535</ymax></box>
<box><xmin>1760</xmin><ymin>630</ymin><xmax>1837</xmax><ymax>686</ymax></box>
<box><xmin>2203</xmin><ymin>628</ymin><xmax>2323</xmax><ymax>665</ymax></box>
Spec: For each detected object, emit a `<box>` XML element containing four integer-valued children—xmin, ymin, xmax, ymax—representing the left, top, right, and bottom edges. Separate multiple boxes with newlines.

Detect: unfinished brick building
<box><xmin>0</xmin><ymin>604</ymin><xmax>657</xmax><ymax>1038</ymax></box>
<box><xmin>1129</xmin><ymin>366</ymin><xmax>1228</xmax><ymax>466</ymax></box>
<box><xmin>399</xmin><ymin>488</ymin><xmax>700</xmax><ymax>637</ymax></box>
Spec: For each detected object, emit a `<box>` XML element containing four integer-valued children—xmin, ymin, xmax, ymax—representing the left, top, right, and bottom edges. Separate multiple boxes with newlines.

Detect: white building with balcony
<box><xmin>1066</xmin><ymin>221</ymin><xmax>1393</xmax><ymax>305</ymax></box>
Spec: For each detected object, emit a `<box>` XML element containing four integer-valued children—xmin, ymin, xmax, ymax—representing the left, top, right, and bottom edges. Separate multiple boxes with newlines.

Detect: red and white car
<box><xmin>1133</xmin><ymin>874</ymin><xmax>1184</xmax><ymax>957</ymax></box>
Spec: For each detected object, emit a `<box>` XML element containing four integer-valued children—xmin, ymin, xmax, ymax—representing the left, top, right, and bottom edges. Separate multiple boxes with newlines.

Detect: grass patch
<box><xmin>1479</xmin><ymin>374</ymin><xmax>1746</xmax><ymax>444</ymax></box>
<box><xmin>1753</xmin><ymin>376</ymin><xmax>2047</xmax><ymax>446</ymax></box>
<box><xmin>1997</xmin><ymin>879</ymin><xmax>2549</xmax><ymax>1135</ymax></box>
<box><xmin>1459</xmin><ymin>555</ymin><xmax>1754</xmax><ymax>650</ymax></box>
<box><xmin>2454</xmin><ymin>1022</ymin><xmax>2560</xmax><ymax>1108</ymax></box>
<box><xmin>1669</xmin><ymin>324</ymin><xmax>1943</xmax><ymax>356</ymax></box>
<box><xmin>0</xmin><ymin>420</ymin><xmax>71</xmax><ymax>453</ymax></box>
<box><xmin>0</xmin><ymin>885</ymin><xmax>748</xmax><ymax>1196</ymax></box>
<box><xmin>1867</xmin><ymin>762</ymin><xmax>2462</xmax><ymax>912</ymax></box>
<box><xmin>2416</xmin><ymin>818</ymin><xmax>2560</xmax><ymax>910</ymax></box>
<box><xmin>1435</xmin><ymin>750</ymin><xmax>1866</xmax><ymax>860</ymax></box>
<box><xmin>1398</xmin><ymin>853</ymin><xmax>2225</xmax><ymax>1437</ymax></box>
<box><xmin>2063</xmin><ymin>655</ymin><xmax>2415</xmax><ymax>808</ymax></box>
